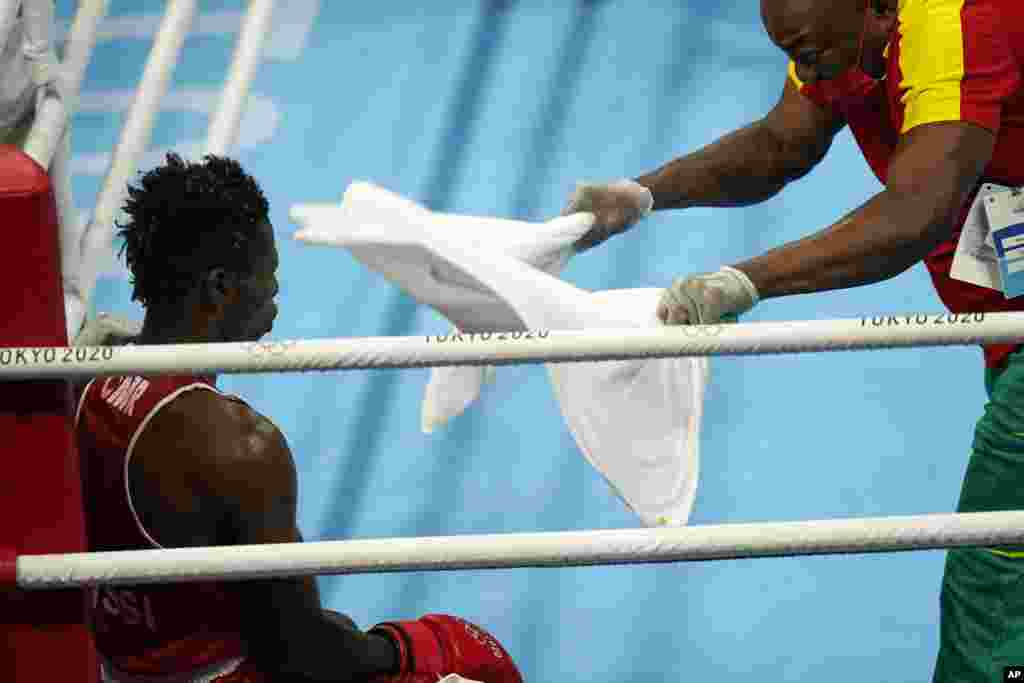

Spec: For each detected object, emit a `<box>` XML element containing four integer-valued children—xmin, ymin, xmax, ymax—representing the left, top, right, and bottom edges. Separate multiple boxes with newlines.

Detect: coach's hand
<box><xmin>562</xmin><ymin>179</ymin><xmax>653</xmax><ymax>251</ymax></box>
<box><xmin>658</xmin><ymin>266</ymin><xmax>759</xmax><ymax>325</ymax></box>
<box><xmin>72</xmin><ymin>312</ymin><xmax>142</xmax><ymax>347</ymax></box>
<box><xmin>370</xmin><ymin>614</ymin><xmax>522</xmax><ymax>683</ymax></box>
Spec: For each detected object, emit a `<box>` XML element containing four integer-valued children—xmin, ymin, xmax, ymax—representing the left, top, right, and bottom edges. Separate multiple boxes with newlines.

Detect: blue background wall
<box><xmin>60</xmin><ymin>1</ymin><xmax>984</xmax><ymax>680</ymax></box>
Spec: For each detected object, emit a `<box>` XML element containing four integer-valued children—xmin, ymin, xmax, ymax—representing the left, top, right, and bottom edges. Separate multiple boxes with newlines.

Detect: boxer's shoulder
<box><xmin>139</xmin><ymin>388</ymin><xmax>277</xmax><ymax>464</ymax></box>
<box><xmin>132</xmin><ymin>387</ymin><xmax>293</xmax><ymax>542</ymax></box>
<box><xmin>160</xmin><ymin>389</ymin><xmax>291</xmax><ymax>477</ymax></box>
<box><xmin>159</xmin><ymin>386</ymin><xmax>261</xmax><ymax>428</ymax></box>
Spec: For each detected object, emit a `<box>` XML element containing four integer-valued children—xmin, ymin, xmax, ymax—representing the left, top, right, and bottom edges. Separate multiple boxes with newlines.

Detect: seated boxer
<box><xmin>74</xmin><ymin>153</ymin><xmax>522</xmax><ymax>683</ymax></box>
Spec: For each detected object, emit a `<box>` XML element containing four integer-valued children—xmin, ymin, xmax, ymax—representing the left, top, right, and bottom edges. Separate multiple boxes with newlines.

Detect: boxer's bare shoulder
<box><xmin>130</xmin><ymin>387</ymin><xmax>295</xmax><ymax>548</ymax></box>
<box><xmin>152</xmin><ymin>389</ymin><xmax>279</xmax><ymax>450</ymax></box>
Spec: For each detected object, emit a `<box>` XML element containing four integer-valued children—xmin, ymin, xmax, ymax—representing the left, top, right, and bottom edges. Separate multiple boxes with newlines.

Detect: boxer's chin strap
<box><xmin>0</xmin><ymin>546</ymin><xmax>16</xmax><ymax>586</ymax></box>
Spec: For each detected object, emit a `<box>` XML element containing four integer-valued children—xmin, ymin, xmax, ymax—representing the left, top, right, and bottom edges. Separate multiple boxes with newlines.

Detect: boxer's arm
<box><xmin>636</xmin><ymin>76</ymin><xmax>845</xmax><ymax>210</ymax></box>
<box><xmin>203</xmin><ymin>410</ymin><xmax>398</xmax><ymax>681</ymax></box>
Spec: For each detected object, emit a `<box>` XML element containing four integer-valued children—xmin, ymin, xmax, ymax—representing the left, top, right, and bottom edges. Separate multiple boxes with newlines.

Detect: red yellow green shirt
<box><xmin>789</xmin><ymin>0</ymin><xmax>1024</xmax><ymax>367</ymax></box>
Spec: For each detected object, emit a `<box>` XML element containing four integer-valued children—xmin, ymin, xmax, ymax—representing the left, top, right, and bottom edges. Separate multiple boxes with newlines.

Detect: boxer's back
<box><xmin>76</xmin><ymin>374</ymin><xmax>268</xmax><ymax>682</ymax></box>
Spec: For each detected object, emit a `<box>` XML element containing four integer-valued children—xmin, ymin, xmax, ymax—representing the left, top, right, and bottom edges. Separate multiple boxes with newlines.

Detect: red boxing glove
<box><xmin>369</xmin><ymin>614</ymin><xmax>522</xmax><ymax>683</ymax></box>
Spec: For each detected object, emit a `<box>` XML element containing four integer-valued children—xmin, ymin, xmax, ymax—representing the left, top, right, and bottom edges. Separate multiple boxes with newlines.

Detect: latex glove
<box><xmin>72</xmin><ymin>312</ymin><xmax>142</xmax><ymax>347</ymax></box>
<box><xmin>562</xmin><ymin>179</ymin><xmax>653</xmax><ymax>251</ymax></box>
<box><xmin>657</xmin><ymin>266</ymin><xmax>759</xmax><ymax>325</ymax></box>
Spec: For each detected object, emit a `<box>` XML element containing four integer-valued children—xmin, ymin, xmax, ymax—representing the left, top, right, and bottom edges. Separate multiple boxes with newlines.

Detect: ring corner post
<box><xmin>0</xmin><ymin>144</ymin><xmax>97</xmax><ymax>682</ymax></box>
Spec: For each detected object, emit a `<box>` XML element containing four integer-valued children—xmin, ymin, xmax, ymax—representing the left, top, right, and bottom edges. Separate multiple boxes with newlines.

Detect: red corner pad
<box><xmin>0</xmin><ymin>546</ymin><xmax>17</xmax><ymax>586</ymax></box>
<box><xmin>0</xmin><ymin>144</ymin><xmax>48</xmax><ymax>195</ymax></box>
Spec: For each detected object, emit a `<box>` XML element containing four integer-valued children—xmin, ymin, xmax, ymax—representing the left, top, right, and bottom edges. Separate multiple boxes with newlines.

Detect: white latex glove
<box><xmin>72</xmin><ymin>312</ymin><xmax>142</xmax><ymax>347</ymax></box>
<box><xmin>657</xmin><ymin>266</ymin><xmax>759</xmax><ymax>325</ymax></box>
<box><xmin>561</xmin><ymin>178</ymin><xmax>653</xmax><ymax>251</ymax></box>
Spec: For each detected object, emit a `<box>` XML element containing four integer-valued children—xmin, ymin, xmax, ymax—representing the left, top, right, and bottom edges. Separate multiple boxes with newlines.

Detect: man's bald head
<box><xmin>760</xmin><ymin>0</ymin><xmax>896</xmax><ymax>84</ymax></box>
<box><xmin>760</xmin><ymin>0</ymin><xmax>862</xmax><ymax>51</ymax></box>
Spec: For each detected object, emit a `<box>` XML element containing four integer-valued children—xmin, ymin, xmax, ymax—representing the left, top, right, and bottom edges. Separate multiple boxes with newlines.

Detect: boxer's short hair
<box><xmin>117</xmin><ymin>152</ymin><xmax>270</xmax><ymax>308</ymax></box>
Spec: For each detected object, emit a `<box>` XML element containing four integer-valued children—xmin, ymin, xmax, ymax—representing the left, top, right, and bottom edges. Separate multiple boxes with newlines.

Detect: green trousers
<box><xmin>934</xmin><ymin>348</ymin><xmax>1024</xmax><ymax>682</ymax></box>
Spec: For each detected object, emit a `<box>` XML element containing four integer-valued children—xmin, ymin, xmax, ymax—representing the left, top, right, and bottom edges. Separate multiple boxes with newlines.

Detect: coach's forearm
<box><xmin>735</xmin><ymin>189</ymin><xmax>949</xmax><ymax>299</ymax></box>
<box><xmin>635</xmin><ymin>119</ymin><xmax>801</xmax><ymax>210</ymax></box>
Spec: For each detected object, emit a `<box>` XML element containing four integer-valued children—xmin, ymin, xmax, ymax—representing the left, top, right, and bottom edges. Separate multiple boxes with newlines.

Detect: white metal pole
<box><xmin>204</xmin><ymin>0</ymin><xmax>275</xmax><ymax>156</ymax></box>
<box><xmin>22</xmin><ymin>0</ymin><xmax>108</xmax><ymax>168</ymax></box>
<box><xmin>75</xmin><ymin>0</ymin><xmax>197</xmax><ymax>315</ymax></box>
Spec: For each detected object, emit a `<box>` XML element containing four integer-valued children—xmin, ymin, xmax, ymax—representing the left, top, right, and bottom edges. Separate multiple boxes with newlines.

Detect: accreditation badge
<box><xmin>982</xmin><ymin>187</ymin><xmax>1024</xmax><ymax>299</ymax></box>
<box><xmin>951</xmin><ymin>183</ymin><xmax>1010</xmax><ymax>292</ymax></box>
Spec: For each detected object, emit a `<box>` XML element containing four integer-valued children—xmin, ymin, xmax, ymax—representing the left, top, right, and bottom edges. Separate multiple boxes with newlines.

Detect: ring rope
<box><xmin>10</xmin><ymin>511</ymin><xmax>1024</xmax><ymax>589</ymax></box>
<box><xmin>0</xmin><ymin>311</ymin><xmax>1017</xmax><ymax>380</ymax></box>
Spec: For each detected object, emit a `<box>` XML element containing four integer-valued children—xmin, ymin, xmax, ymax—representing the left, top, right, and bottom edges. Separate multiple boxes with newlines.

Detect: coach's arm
<box><xmin>735</xmin><ymin>120</ymin><xmax>996</xmax><ymax>299</ymax></box>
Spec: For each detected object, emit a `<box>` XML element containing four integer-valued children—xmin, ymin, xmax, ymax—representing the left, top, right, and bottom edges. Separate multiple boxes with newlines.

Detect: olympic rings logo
<box><xmin>675</xmin><ymin>323</ymin><xmax>727</xmax><ymax>337</ymax></box>
<box><xmin>242</xmin><ymin>341</ymin><xmax>298</xmax><ymax>356</ymax></box>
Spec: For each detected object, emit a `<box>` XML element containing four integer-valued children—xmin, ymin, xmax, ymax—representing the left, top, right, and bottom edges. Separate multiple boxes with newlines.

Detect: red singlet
<box><xmin>76</xmin><ymin>374</ymin><xmax>272</xmax><ymax>682</ymax></box>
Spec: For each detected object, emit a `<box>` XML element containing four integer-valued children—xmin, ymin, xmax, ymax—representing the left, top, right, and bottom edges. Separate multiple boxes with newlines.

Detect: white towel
<box><xmin>0</xmin><ymin>13</ymin><xmax>34</xmax><ymax>130</ymax></box>
<box><xmin>294</xmin><ymin>181</ymin><xmax>593</xmax><ymax>432</ymax></box>
<box><xmin>291</xmin><ymin>181</ymin><xmax>708</xmax><ymax>526</ymax></box>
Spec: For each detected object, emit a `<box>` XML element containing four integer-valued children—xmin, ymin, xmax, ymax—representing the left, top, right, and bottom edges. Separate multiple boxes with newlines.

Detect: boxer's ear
<box><xmin>200</xmin><ymin>267</ymin><xmax>240</xmax><ymax>311</ymax></box>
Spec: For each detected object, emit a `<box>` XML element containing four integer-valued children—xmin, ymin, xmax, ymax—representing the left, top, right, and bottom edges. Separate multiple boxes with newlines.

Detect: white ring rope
<box><xmin>12</xmin><ymin>511</ymin><xmax>1024</xmax><ymax>589</ymax></box>
<box><xmin>0</xmin><ymin>311</ymin><xmax>1019</xmax><ymax>380</ymax></box>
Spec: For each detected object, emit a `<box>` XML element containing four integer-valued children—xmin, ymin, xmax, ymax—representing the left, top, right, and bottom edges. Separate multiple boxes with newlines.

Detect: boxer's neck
<box><xmin>137</xmin><ymin>305</ymin><xmax>222</xmax><ymax>346</ymax></box>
